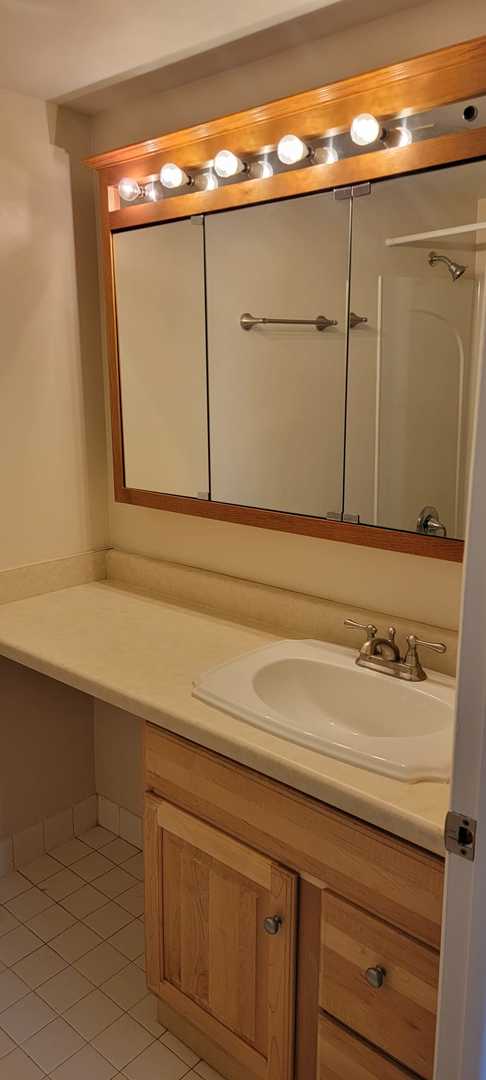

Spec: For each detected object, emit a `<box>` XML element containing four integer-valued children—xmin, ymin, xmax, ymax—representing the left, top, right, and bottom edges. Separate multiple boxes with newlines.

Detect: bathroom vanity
<box><xmin>144</xmin><ymin>723</ymin><xmax>443</xmax><ymax>1080</ymax></box>
<box><xmin>0</xmin><ymin>560</ymin><xmax>450</xmax><ymax>1080</ymax></box>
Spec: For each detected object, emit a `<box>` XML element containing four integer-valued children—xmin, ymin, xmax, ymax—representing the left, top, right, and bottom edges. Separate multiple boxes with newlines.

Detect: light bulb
<box><xmin>214</xmin><ymin>150</ymin><xmax>245</xmax><ymax>178</ymax></box>
<box><xmin>144</xmin><ymin>180</ymin><xmax>159</xmax><ymax>201</ymax></box>
<box><xmin>277</xmin><ymin>134</ymin><xmax>309</xmax><ymax>165</ymax></box>
<box><xmin>350</xmin><ymin>113</ymin><xmax>382</xmax><ymax>146</ymax></box>
<box><xmin>160</xmin><ymin>163</ymin><xmax>190</xmax><ymax>189</ymax></box>
<box><xmin>249</xmin><ymin>158</ymin><xmax>274</xmax><ymax>179</ymax></box>
<box><xmin>118</xmin><ymin>177</ymin><xmax>142</xmax><ymax>202</ymax></box>
<box><xmin>312</xmin><ymin>145</ymin><xmax>339</xmax><ymax>165</ymax></box>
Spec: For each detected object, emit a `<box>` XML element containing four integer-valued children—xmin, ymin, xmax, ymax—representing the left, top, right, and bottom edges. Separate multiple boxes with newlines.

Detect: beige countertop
<box><xmin>0</xmin><ymin>580</ymin><xmax>449</xmax><ymax>855</ymax></box>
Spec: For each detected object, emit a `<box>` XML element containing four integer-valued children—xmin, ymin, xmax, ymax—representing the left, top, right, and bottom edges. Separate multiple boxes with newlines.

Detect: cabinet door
<box><xmin>145</xmin><ymin>795</ymin><xmax>297</xmax><ymax>1080</ymax></box>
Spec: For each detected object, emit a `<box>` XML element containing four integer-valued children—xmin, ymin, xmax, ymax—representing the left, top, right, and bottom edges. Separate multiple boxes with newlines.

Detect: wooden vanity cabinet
<box><xmin>144</xmin><ymin>724</ymin><xmax>444</xmax><ymax>1080</ymax></box>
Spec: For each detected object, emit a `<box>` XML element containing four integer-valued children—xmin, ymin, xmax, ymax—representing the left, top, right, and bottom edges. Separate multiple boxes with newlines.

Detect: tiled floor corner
<box><xmin>0</xmin><ymin>826</ymin><xmax>227</xmax><ymax>1080</ymax></box>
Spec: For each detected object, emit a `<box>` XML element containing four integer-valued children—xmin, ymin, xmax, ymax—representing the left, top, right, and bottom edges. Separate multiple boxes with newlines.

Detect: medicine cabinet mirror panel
<box><xmin>205</xmin><ymin>193</ymin><xmax>350</xmax><ymax>517</ymax></box>
<box><xmin>345</xmin><ymin>160</ymin><xmax>483</xmax><ymax>541</ymax></box>
<box><xmin>113</xmin><ymin>218</ymin><xmax>209</xmax><ymax>498</ymax></box>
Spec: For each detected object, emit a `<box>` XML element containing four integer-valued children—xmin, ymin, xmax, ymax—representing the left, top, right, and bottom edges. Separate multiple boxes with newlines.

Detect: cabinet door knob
<box><xmin>263</xmin><ymin>915</ymin><xmax>282</xmax><ymax>935</ymax></box>
<box><xmin>365</xmin><ymin>965</ymin><xmax>386</xmax><ymax>988</ymax></box>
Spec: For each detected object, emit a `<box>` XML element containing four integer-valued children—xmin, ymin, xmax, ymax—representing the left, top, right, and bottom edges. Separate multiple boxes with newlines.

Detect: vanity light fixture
<box><xmin>118</xmin><ymin>177</ymin><xmax>143</xmax><ymax>202</ymax></box>
<box><xmin>214</xmin><ymin>150</ymin><xmax>246</xmax><ymax>178</ymax></box>
<box><xmin>249</xmin><ymin>158</ymin><xmax>274</xmax><ymax>179</ymax></box>
<box><xmin>277</xmin><ymin>134</ymin><xmax>309</xmax><ymax>165</ymax></box>
<box><xmin>195</xmin><ymin>169</ymin><xmax>219</xmax><ymax>191</ymax></box>
<box><xmin>117</xmin><ymin>113</ymin><xmax>418</xmax><ymax>208</ymax></box>
<box><xmin>160</xmin><ymin>162</ymin><xmax>191</xmax><ymax>189</ymax></box>
<box><xmin>350</xmin><ymin>113</ymin><xmax>383</xmax><ymax>146</ymax></box>
<box><xmin>312</xmin><ymin>144</ymin><xmax>339</xmax><ymax>165</ymax></box>
<box><xmin>144</xmin><ymin>179</ymin><xmax>159</xmax><ymax>201</ymax></box>
<box><xmin>383</xmin><ymin>124</ymin><xmax>413</xmax><ymax>148</ymax></box>
<box><xmin>394</xmin><ymin>125</ymin><xmax>413</xmax><ymax>147</ymax></box>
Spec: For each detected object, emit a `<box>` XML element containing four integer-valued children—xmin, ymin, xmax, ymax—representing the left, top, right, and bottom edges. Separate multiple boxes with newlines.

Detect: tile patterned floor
<box><xmin>0</xmin><ymin>827</ymin><xmax>226</xmax><ymax>1080</ymax></box>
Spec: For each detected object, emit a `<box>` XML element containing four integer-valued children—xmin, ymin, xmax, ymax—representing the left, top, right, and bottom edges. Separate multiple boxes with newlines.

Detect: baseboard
<box><xmin>97</xmin><ymin>795</ymin><xmax>143</xmax><ymax>848</ymax></box>
<box><xmin>0</xmin><ymin>794</ymin><xmax>98</xmax><ymax>877</ymax></box>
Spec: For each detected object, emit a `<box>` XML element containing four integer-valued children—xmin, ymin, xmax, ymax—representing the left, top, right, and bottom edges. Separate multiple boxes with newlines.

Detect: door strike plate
<box><xmin>444</xmin><ymin>811</ymin><xmax>477</xmax><ymax>860</ymax></box>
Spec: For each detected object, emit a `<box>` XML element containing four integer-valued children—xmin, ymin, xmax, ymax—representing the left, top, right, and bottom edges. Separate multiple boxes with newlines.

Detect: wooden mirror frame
<box><xmin>87</xmin><ymin>34</ymin><xmax>486</xmax><ymax>563</ymax></box>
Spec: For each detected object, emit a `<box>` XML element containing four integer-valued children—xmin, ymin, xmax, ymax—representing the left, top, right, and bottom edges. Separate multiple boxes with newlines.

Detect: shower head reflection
<box><xmin>428</xmin><ymin>251</ymin><xmax>467</xmax><ymax>282</ymax></box>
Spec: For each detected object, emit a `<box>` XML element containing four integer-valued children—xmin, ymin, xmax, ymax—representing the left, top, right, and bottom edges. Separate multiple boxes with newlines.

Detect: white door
<box><xmin>434</xmin><ymin>285</ymin><xmax>486</xmax><ymax>1079</ymax></box>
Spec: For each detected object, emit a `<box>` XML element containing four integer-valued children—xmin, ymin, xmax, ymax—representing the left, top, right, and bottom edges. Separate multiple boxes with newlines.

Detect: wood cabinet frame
<box><xmin>86</xmin><ymin>34</ymin><xmax>486</xmax><ymax>563</ymax></box>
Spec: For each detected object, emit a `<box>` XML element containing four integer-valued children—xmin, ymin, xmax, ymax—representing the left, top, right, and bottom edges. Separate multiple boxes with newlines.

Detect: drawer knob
<box><xmin>365</xmin><ymin>965</ymin><xmax>386</xmax><ymax>989</ymax></box>
<box><xmin>263</xmin><ymin>915</ymin><xmax>282</xmax><ymax>935</ymax></box>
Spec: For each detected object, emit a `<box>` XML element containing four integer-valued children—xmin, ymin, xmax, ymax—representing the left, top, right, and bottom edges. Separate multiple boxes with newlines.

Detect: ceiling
<box><xmin>0</xmin><ymin>0</ymin><xmax>427</xmax><ymax>111</ymax></box>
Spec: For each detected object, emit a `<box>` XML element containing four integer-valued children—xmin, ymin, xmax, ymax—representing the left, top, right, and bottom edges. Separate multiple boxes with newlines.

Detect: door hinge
<box><xmin>353</xmin><ymin>182</ymin><xmax>371</xmax><ymax>198</ymax></box>
<box><xmin>334</xmin><ymin>187</ymin><xmax>352</xmax><ymax>201</ymax></box>
<box><xmin>326</xmin><ymin>511</ymin><xmax>360</xmax><ymax>523</ymax></box>
<box><xmin>334</xmin><ymin>182</ymin><xmax>371</xmax><ymax>201</ymax></box>
<box><xmin>444</xmin><ymin>811</ymin><xmax>477</xmax><ymax>861</ymax></box>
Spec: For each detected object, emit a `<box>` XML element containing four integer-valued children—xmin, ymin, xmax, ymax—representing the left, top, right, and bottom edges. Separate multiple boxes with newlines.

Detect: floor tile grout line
<box><xmin>0</xmin><ymin>946</ymin><xmax>203</xmax><ymax>1076</ymax></box>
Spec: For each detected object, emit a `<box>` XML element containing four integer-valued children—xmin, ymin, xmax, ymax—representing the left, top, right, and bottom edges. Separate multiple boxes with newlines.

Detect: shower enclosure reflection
<box><xmin>345</xmin><ymin>160</ymin><xmax>483</xmax><ymax>540</ymax></box>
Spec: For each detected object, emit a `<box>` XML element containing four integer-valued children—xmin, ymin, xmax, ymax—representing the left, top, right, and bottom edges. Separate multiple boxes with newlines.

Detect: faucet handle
<box><xmin>406</xmin><ymin>634</ymin><xmax>447</xmax><ymax>655</ymax></box>
<box><xmin>344</xmin><ymin>619</ymin><xmax>377</xmax><ymax>641</ymax></box>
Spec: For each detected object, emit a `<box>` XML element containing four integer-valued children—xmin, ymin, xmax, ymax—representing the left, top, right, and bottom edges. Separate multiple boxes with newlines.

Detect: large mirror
<box><xmin>111</xmin><ymin>157</ymin><xmax>485</xmax><ymax>546</ymax></box>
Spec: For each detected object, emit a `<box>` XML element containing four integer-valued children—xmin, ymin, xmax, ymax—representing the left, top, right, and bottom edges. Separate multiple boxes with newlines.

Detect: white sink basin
<box><xmin>193</xmin><ymin>640</ymin><xmax>455</xmax><ymax>782</ymax></box>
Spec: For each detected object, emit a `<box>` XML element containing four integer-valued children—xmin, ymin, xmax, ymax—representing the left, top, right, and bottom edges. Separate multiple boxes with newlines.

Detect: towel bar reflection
<box><xmin>240</xmin><ymin>312</ymin><xmax>338</xmax><ymax>332</ymax></box>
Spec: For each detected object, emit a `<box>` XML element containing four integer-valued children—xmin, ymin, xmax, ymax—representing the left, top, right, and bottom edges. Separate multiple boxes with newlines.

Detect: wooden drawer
<box><xmin>145</xmin><ymin>725</ymin><xmax>444</xmax><ymax>947</ymax></box>
<box><xmin>318</xmin><ymin>1014</ymin><xmax>418</xmax><ymax>1079</ymax></box>
<box><xmin>319</xmin><ymin>893</ymin><xmax>439</xmax><ymax>1078</ymax></box>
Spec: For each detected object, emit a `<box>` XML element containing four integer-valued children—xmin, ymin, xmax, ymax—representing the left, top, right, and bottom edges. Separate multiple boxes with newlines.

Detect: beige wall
<box><xmin>90</xmin><ymin>0</ymin><xmax>485</xmax><ymax>630</ymax></box>
<box><xmin>0</xmin><ymin>90</ymin><xmax>107</xmax><ymax>573</ymax></box>
<box><xmin>0</xmin><ymin>93</ymin><xmax>107</xmax><ymax>844</ymax></box>
<box><xmin>94</xmin><ymin>702</ymin><xmax>144</xmax><ymax>817</ymax></box>
<box><xmin>0</xmin><ymin>656</ymin><xmax>95</xmax><ymax>837</ymax></box>
<box><xmin>92</xmin><ymin>0</ymin><xmax>486</xmax><ymax>152</ymax></box>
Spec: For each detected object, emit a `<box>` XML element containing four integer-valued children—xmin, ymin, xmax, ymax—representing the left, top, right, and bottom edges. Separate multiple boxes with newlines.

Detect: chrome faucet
<box><xmin>344</xmin><ymin>620</ymin><xmax>446</xmax><ymax>681</ymax></box>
